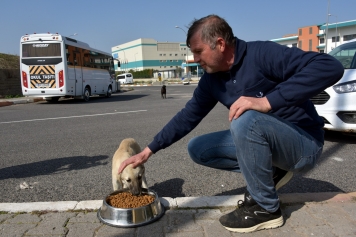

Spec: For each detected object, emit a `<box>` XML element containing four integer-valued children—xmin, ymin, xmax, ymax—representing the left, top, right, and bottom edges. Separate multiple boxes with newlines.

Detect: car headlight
<box><xmin>333</xmin><ymin>80</ymin><xmax>356</xmax><ymax>93</ymax></box>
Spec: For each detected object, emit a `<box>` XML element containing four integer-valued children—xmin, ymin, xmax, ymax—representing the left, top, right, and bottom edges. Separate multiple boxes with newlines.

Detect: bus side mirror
<box><xmin>117</xmin><ymin>61</ymin><xmax>120</xmax><ymax>67</ymax></box>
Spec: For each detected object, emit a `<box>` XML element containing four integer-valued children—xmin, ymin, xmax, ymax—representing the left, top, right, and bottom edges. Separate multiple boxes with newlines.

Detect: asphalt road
<box><xmin>0</xmin><ymin>85</ymin><xmax>355</xmax><ymax>203</ymax></box>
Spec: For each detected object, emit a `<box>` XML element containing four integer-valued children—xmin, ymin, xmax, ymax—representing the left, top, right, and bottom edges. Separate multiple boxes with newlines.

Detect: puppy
<box><xmin>161</xmin><ymin>85</ymin><xmax>166</xmax><ymax>99</ymax></box>
<box><xmin>112</xmin><ymin>138</ymin><xmax>148</xmax><ymax>195</ymax></box>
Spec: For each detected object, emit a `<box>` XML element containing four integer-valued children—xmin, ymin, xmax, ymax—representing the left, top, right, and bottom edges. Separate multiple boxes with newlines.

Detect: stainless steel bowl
<box><xmin>97</xmin><ymin>188</ymin><xmax>165</xmax><ymax>227</ymax></box>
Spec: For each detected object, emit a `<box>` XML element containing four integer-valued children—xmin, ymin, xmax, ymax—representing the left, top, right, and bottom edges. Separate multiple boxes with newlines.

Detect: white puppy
<box><xmin>112</xmin><ymin>138</ymin><xmax>148</xmax><ymax>195</ymax></box>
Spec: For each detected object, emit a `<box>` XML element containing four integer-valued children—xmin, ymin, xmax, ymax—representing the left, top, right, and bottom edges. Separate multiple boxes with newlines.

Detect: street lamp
<box><xmin>328</xmin><ymin>14</ymin><xmax>338</xmax><ymax>48</ymax></box>
<box><xmin>134</xmin><ymin>53</ymin><xmax>138</xmax><ymax>71</ymax></box>
<box><xmin>175</xmin><ymin>26</ymin><xmax>189</xmax><ymax>77</ymax></box>
<box><xmin>69</xmin><ymin>33</ymin><xmax>78</xmax><ymax>37</ymax></box>
<box><xmin>325</xmin><ymin>0</ymin><xmax>330</xmax><ymax>53</ymax></box>
<box><xmin>116</xmin><ymin>46</ymin><xmax>127</xmax><ymax>72</ymax></box>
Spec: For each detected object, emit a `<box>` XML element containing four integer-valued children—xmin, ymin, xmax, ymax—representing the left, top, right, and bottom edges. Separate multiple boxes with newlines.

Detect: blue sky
<box><xmin>0</xmin><ymin>0</ymin><xmax>354</xmax><ymax>55</ymax></box>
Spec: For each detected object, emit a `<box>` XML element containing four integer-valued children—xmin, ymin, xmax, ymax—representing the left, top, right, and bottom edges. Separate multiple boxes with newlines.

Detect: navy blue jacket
<box><xmin>148</xmin><ymin>38</ymin><xmax>344</xmax><ymax>153</ymax></box>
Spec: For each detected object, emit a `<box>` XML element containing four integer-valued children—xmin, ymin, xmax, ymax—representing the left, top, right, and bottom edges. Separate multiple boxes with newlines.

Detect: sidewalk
<box><xmin>0</xmin><ymin>192</ymin><xmax>355</xmax><ymax>236</ymax></box>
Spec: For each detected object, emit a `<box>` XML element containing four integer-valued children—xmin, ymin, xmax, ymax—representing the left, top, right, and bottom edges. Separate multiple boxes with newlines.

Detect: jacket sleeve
<box><xmin>148</xmin><ymin>77</ymin><xmax>218</xmax><ymax>153</ymax></box>
<box><xmin>259</xmin><ymin>42</ymin><xmax>344</xmax><ymax>110</ymax></box>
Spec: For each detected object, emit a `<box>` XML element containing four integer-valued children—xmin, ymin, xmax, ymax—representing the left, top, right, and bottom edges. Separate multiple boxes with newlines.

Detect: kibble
<box><xmin>107</xmin><ymin>192</ymin><xmax>155</xmax><ymax>208</ymax></box>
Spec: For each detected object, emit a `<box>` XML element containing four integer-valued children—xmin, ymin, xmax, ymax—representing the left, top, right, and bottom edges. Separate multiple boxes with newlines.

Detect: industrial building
<box><xmin>111</xmin><ymin>38</ymin><xmax>198</xmax><ymax>79</ymax></box>
<box><xmin>112</xmin><ymin>19</ymin><xmax>356</xmax><ymax>79</ymax></box>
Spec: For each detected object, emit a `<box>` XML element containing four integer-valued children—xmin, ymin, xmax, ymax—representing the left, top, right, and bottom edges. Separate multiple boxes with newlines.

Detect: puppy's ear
<box><xmin>118</xmin><ymin>173</ymin><xmax>123</xmax><ymax>186</ymax></box>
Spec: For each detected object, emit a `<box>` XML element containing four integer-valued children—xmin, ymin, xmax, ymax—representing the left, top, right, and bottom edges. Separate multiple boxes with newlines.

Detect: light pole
<box><xmin>134</xmin><ymin>53</ymin><xmax>138</xmax><ymax>71</ymax></box>
<box><xmin>69</xmin><ymin>33</ymin><xmax>78</xmax><ymax>37</ymax></box>
<box><xmin>175</xmin><ymin>26</ymin><xmax>189</xmax><ymax>77</ymax></box>
<box><xmin>328</xmin><ymin>14</ymin><xmax>338</xmax><ymax>48</ymax></box>
<box><xmin>116</xmin><ymin>46</ymin><xmax>127</xmax><ymax>72</ymax></box>
<box><xmin>325</xmin><ymin>0</ymin><xmax>330</xmax><ymax>53</ymax></box>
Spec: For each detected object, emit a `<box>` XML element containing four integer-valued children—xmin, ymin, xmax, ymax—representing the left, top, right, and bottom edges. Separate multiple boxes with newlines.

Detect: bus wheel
<box><xmin>106</xmin><ymin>86</ymin><xmax>112</xmax><ymax>98</ymax></box>
<box><xmin>83</xmin><ymin>88</ymin><xmax>90</xmax><ymax>102</ymax></box>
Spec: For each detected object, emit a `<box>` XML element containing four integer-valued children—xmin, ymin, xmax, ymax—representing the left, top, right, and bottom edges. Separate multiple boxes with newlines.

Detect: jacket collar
<box><xmin>232</xmin><ymin>37</ymin><xmax>247</xmax><ymax>67</ymax></box>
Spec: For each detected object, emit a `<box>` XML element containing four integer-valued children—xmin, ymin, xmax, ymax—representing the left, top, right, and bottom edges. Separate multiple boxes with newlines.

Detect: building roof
<box><xmin>270</xmin><ymin>35</ymin><xmax>298</xmax><ymax>43</ymax></box>
<box><xmin>319</xmin><ymin>19</ymin><xmax>356</xmax><ymax>30</ymax></box>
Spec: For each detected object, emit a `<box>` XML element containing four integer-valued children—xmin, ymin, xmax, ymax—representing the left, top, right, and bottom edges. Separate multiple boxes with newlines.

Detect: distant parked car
<box><xmin>117</xmin><ymin>73</ymin><xmax>133</xmax><ymax>84</ymax></box>
<box><xmin>181</xmin><ymin>74</ymin><xmax>191</xmax><ymax>85</ymax></box>
<box><xmin>310</xmin><ymin>39</ymin><xmax>356</xmax><ymax>133</ymax></box>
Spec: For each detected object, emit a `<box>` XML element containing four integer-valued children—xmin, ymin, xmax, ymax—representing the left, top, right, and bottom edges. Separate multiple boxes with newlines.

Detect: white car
<box><xmin>117</xmin><ymin>73</ymin><xmax>133</xmax><ymax>84</ymax></box>
<box><xmin>311</xmin><ymin>39</ymin><xmax>356</xmax><ymax>133</ymax></box>
<box><xmin>181</xmin><ymin>74</ymin><xmax>191</xmax><ymax>85</ymax></box>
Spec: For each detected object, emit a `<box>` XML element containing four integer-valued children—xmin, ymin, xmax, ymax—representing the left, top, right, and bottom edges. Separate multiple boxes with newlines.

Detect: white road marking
<box><xmin>168</xmin><ymin>94</ymin><xmax>193</xmax><ymax>96</ymax></box>
<box><xmin>0</xmin><ymin>110</ymin><xmax>147</xmax><ymax>124</ymax></box>
<box><xmin>332</xmin><ymin>157</ymin><xmax>344</xmax><ymax>162</ymax></box>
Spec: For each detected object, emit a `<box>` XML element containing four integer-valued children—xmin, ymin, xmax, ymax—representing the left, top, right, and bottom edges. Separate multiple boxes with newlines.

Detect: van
<box><xmin>310</xmin><ymin>39</ymin><xmax>356</xmax><ymax>133</ymax></box>
<box><xmin>117</xmin><ymin>73</ymin><xmax>133</xmax><ymax>84</ymax></box>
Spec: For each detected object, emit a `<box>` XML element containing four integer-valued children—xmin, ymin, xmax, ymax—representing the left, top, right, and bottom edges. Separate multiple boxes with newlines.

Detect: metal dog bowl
<box><xmin>97</xmin><ymin>188</ymin><xmax>165</xmax><ymax>227</ymax></box>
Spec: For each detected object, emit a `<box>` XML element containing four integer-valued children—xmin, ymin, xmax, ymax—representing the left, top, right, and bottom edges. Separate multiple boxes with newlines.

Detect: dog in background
<box><xmin>161</xmin><ymin>85</ymin><xmax>166</xmax><ymax>99</ymax></box>
<box><xmin>112</xmin><ymin>138</ymin><xmax>148</xmax><ymax>195</ymax></box>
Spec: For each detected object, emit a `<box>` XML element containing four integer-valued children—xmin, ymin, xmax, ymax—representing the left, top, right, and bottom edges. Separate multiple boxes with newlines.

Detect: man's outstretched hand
<box><xmin>118</xmin><ymin>147</ymin><xmax>153</xmax><ymax>174</ymax></box>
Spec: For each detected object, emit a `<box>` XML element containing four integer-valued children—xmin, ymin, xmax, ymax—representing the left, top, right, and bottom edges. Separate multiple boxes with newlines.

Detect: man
<box><xmin>119</xmin><ymin>15</ymin><xmax>343</xmax><ymax>233</ymax></box>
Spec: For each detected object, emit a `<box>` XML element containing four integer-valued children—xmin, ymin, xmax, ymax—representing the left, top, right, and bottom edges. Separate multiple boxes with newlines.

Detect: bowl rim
<box><xmin>97</xmin><ymin>203</ymin><xmax>165</xmax><ymax>228</ymax></box>
<box><xmin>97</xmin><ymin>188</ymin><xmax>165</xmax><ymax>227</ymax></box>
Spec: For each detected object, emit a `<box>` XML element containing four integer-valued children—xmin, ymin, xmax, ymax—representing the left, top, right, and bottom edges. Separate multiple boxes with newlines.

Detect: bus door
<box><xmin>73</xmin><ymin>51</ymin><xmax>83</xmax><ymax>96</ymax></box>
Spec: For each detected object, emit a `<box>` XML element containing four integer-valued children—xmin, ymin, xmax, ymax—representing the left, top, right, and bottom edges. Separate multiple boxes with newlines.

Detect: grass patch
<box><xmin>4</xmin><ymin>94</ymin><xmax>22</xmax><ymax>99</ymax></box>
<box><xmin>0</xmin><ymin>53</ymin><xmax>20</xmax><ymax>69</ymax></box>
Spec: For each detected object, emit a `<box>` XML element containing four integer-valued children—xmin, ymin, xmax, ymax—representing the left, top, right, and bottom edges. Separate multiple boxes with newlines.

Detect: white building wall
<box><xmin>112</xmin><ymin>38</ymin><xmax>188</xmax><ymax>72</ymax></box>
<box><xmin>320</xmin><ymin>21</ymin><xmax>356</xmax><ymax>53</ymax></box>
<box><xmin>270</xmin><ymin>36</ymin><xmax>298</xmax><ymax>48</ymax></box>
<box><xmin>328</xmin><ymin>25</ymin><xmax>356</xmax><ymax>50</ymax></box>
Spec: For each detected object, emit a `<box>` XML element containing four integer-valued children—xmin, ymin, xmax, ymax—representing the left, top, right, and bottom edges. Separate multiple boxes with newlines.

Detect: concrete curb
<box><xmin>0</xmin><ymin>101</ymin><xmax>13</xmax><ymax>107</ymax></box>
<box><xmin>121</xmin><ymin>81</ymin><xmax>199</xmax><ymax>87</ymax></box>
<box><xmin>0</xmin><ymin>97</ymin><xmax>44</xmax><ymax>107</ymax></box>
<box><xmin>0</xmin><ymin>192</ymin><xmax>355</xmax><ymax>213</ymax></box>
<box><xmin>121</xmin><ymin>84</ymin><xmax>151</xmax><ymax>87</ymax></box>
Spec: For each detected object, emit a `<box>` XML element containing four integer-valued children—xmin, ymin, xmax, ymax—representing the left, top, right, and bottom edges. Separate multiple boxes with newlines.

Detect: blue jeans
<box><xmin>188</xmin><ymin>110</ymin><xmax>323</xmax><ymax>212</ymax></box>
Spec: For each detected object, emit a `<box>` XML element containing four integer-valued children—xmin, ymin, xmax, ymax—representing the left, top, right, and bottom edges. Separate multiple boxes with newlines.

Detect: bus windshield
<box><xmin>22</xmin><ymin>43</ymin><xmax>61</xmax><ymax>58</ymax></box>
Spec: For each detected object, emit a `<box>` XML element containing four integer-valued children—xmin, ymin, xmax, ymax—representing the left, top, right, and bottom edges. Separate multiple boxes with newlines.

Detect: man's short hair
<box><xmin>187</xmin><ymin>15</ymin><xmax>236</xmax><ymax>49</ymax></box>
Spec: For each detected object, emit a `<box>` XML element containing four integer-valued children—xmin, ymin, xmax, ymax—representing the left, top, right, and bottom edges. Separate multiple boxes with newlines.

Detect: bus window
<box><xmin>22</xmin><ymin>43</ymin><xmax>61</xmax><ymax>57</ymax></box>
<box><xmin>83</xmin><ymin>49</ymin><xmax>91</xmax><ymax>67</ymax></box>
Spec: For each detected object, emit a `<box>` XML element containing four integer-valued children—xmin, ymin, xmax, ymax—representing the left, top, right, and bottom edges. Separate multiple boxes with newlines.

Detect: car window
<box><xmin>329</xmin><ymin>41</ymin><xmax>356</xmax><ymax>69</ymax></box>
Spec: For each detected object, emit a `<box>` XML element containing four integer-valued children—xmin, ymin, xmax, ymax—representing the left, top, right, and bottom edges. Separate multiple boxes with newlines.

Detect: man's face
<box><xmin>189</xmin><ymin>32</ymin><xmax>224</xmax><ymax>73</ymax></box>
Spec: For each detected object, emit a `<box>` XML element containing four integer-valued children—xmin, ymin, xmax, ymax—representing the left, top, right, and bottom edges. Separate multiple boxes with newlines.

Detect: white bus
<box><xmin>20</xmin><ymin>33</ymin><xmax>115</xmax><ymax>102</ymax></box>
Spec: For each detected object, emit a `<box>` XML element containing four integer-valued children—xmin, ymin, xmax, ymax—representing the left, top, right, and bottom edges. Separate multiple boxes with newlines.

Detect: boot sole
<box><xmin>276</xmin><ymin>171</ymin><xmax>293</xmax><ymax>190</ymax></box>
<box><xmin>223</xmin><ymin>216</ymin><xmax>284</xmax><ymax>233</ymax></box>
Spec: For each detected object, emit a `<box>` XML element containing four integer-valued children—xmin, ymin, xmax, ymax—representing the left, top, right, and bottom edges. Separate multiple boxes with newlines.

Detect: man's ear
<box><xmin>216</xmin><ymin>37</ymin><xmax>225</xmax><ymax>52</ymax></box>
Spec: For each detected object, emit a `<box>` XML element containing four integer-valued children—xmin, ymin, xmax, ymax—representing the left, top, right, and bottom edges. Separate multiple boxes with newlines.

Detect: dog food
<box><xmin>107</xmin><ymin>192</ymin><xmax>155</xmax><ymax>208</ymax></box>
